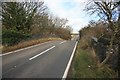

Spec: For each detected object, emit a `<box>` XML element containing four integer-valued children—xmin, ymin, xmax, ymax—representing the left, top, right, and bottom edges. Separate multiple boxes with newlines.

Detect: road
<box><xmin>2</xmin><ymin>39</ymin><xmax>78</xmax><ymax>78</ymax></box>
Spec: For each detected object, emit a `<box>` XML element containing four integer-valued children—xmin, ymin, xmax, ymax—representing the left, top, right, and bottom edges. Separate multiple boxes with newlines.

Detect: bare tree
<box><xmin>85</xmin><ymin>0</ymin><xmax>119</xmax><ymax>29</ymax></box>
<box><xmin>85</xmin><ymin>0</ymin><xmax>120</xmax><ymax>67</ymax></box>
<box><xmin>52</xmin><ymin>16</ymin><xmax>68</xmax><ymax>28</ymax></box>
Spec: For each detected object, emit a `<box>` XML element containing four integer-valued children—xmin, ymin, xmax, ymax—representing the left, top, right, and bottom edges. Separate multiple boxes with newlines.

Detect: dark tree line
<box><xmin>1</xmin><ymin>1</ymin><xmax>72</xmax><ymax>46</ymax></box>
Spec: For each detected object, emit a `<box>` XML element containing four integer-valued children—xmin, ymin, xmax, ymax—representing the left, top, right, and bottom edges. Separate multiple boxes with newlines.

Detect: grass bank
<box><xmin>2</xmin><ymin>37</ymin><xmax>62</xmax><ymax>53</ymax></box>
<box><xmin>68</xmin><ymin>40</ymin><xmax>117</xmax><ymax>78</ymax></box>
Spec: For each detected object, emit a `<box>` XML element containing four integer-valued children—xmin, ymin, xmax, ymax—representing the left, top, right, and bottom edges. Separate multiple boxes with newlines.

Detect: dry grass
<box><xmin>0</xmin><ymin>45</ymin><xmax>3</xmax><ymax>50</ymax></box>
<box><xmin>80</xmin><ymin>26</ymin><xmax>106</xmax><ymax>50</ymax></box>
<box><xmin>69</xmin><ymin>40</ymin><xmax>117</xmax><ymax>78</ymax></box>
<box><xmin>2</xmin><ymin>37</ymin><xmax>62</xmax><ymax>53</ymax></box>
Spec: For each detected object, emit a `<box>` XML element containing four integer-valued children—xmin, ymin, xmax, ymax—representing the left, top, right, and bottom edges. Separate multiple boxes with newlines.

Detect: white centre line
<box><xmin>59</xmin><ymin>41</ymin><xmax>66</xmax><ymax>44</ymax></box>
<box><xmin>1</xmin><ymin>41</ymin><xmax>52</xmax><ymax>57</ymax></box>
<box><xmin>29</xmin><ymin>46</ymin><xmax>55</xmax><ymax>60</ymax></box>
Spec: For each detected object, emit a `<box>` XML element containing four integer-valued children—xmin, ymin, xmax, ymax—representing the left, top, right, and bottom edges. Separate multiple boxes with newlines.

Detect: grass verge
<box><xmin>2</xmin><ymin>37</ymin><xmax>62</xmax><ymax>53</ymax></box>
<box><xmin>68</xmin><ymin>40</ymin><xmax>117</xmax><ymax>78</ymax></box>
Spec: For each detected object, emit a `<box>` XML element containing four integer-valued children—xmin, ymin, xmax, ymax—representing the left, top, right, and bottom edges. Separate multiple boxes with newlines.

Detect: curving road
<box><xmin>2</xmin><ymin>39</ymin><xmax>78</xmax><ymax>78</ymax></box>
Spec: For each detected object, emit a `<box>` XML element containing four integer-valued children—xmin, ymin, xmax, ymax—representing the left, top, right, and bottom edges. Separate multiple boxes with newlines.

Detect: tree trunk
<box><xmin>99</xmin><ymin>27</ymin><xmax>117</xmax><ymax>67</ymax></box>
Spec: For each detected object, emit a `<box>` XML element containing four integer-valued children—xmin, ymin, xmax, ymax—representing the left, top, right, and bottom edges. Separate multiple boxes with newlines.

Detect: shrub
<box><xmin>2</xmin><ymin>29</ymin><xmax>30</xmax><ymax>46</ymax></box>
<box><xmin>79</xmin><ymin>25</ymin><xmax>106</xmax><ymax>49</ymax></box>
<box><xmin>55</xmin><ymin>28</ymin><xmax>71</xmax><ymax>40</ymax></box>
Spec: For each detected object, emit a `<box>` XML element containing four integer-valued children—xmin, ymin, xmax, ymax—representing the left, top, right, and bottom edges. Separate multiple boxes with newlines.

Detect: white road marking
<box><xmin>59</xmin><ymin>41</ymin><xmax>66</xmax><ymax>44</ymax></box>
<box><xmin>29</xmin><ymin>46</ymin><xmax>55</xmax><ymax>60</ymax></box>
<box><xmin>62</xmin><ymin>41</ymin><xmax>78</xmax><ymax>80</ymax></box>
<box><xmin>0</xmin><ymin>41</ymin><xmax>52</xmax><ymax>57</ymax></box>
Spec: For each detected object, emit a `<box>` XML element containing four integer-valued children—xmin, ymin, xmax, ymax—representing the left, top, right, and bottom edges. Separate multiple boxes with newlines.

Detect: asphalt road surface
<box><xmin>2</xmin><ymin>39</ymin><xmax>78</xmax><ymax>78</ymax></box>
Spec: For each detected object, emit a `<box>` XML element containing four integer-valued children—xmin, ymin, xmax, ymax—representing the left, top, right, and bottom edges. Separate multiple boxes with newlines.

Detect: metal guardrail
<box><xmin>91</xmin><ymin>36</ymin><xmax>98</xmax><ymax>42</ymax></box>
<box><xmin>91</xmin><ymin>36</ymin><xmax>111</xmax><ymax>45</ymax></box>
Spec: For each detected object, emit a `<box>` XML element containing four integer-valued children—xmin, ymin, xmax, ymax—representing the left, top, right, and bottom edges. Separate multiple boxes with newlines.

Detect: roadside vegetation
<box><xmin>1</xmin><ymin>1</ymin><xmax>72</xmax><ymax>53</ymax></box>
<box><xmin>68</xmin><ymin>22</ymin><xmax>118</xmax><ymax>78</ymax></box>
<box><xmin>69</xmin><ymin>0</ymin><xmax>120</xmax><ymax>78</ymax></box>
<box><xmin>70</xmin><ymin>40</ymin><xmax>117</xmax><ymax>78</ymax></box>
<box><xmin>3</xmin><ymin>37</ymin><xmax>62</xmax><ymax>53</ymax></box>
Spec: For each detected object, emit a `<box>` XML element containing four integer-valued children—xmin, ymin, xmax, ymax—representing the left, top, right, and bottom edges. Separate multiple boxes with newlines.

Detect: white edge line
<box><xmin>59</xmin><ymin>41</ymin><xmax>66</xmax><ymax>44</ymax></box>
<box><xmin>62</xmin><ymin>41</ymin><xmax>78</xmax><ymax>80</ymax></box>
<box><xmin>0</xmin><ymin>41</ymin><xmax>52</xmax><ymax>57</ymax></box>
<box><xmin>29</xmin><ymin>46</ymin><xmax>55</xmax><ymax>60</ymax></box>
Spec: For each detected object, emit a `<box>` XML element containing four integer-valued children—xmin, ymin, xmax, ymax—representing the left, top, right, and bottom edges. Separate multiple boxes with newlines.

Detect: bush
<box><xmin>2</xmin><ymin>29</ymin><xmax>30</xmax><ymax>46</ymax></box>
<box><xmin>79</xmin><ymin>25</ymin><xmax>106</xmax><ymax>49</ymax></box>
<box><xmin>55</xmin><ymin>28</ymin><xmax>71</xmax><ymax>40</ymax></box>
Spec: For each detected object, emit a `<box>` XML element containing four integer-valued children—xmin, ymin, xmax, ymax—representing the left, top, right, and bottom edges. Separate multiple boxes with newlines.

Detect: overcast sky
<box><xmin>44</xmin><ymin>0</ymin><xmax>99</xmax><ymax>33</ymax></box>
<box><xmin>3</xmin><ymin>0</ymin><xmax>99</xmax><ymax>33</ymax></box>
